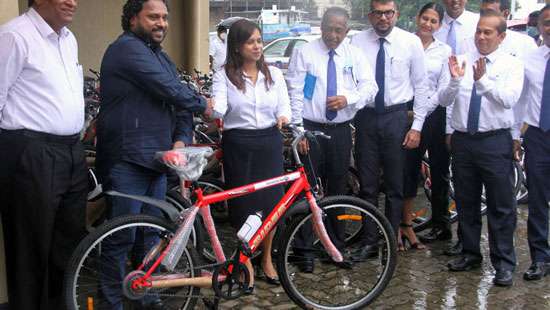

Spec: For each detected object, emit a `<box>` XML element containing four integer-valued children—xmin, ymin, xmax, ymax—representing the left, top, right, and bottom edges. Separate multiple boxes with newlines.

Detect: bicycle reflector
<box><xmin>337</xmin><ymin>214</ymin><xmax>363</xmax><ymax>221</ymax></box>
<box><xmin>87</xmin><ymin>297</ymin><xmax>94</xmax><ymax>310</ymax></box>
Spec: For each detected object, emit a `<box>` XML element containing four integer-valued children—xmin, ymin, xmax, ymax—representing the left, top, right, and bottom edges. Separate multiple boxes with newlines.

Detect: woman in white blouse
<box><xmin>211</xmin><ymin>19</ymin><xmax>291</xmax><ymax>291</ymax></box>
<box><xmin>402</xmin><ymin>2</ymin><xmax>453</xmax><ymax>251</ymax></box>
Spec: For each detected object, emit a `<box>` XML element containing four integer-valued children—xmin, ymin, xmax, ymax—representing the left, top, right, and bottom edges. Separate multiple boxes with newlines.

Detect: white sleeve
<box><xmin>341</xmin><ymin>49</ymin><xmax>377</xmax><ymax>113</ymax></box>
<box><xmin>211</xmin><ymin>70</ymin><xmax>228</xmax><ymax>118</ymax></box>
<box><xmin>286</xmin><ymin>47</ymin><xmax>307</xmax><ymax>124</ymax></box>
<box><xmin>475</xmin><ymin>58</ymin><xmax>524</xmax><ymax>109</ymax></box>
<box><xmin>0</xmin><ymin>32</ymin><xmax>27</xmax><ymax>114</ymax></box>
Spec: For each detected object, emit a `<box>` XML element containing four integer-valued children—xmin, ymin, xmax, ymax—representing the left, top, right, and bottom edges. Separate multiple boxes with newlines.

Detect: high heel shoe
<box><xmin>399</xmin><ymin>223</ymin><xmax>426</xmax><ymax>250</ymax></box>
<box><xmin>244</xmin><ymin>285</ymin><xmax>255</xmax><ymax>295</ymax></box>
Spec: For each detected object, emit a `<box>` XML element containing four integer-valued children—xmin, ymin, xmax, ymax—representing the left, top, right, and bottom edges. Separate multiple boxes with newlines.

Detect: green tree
<box><xmin>346</xmin><ymin>0</ymin><xmax>481</xmax><ymax>31</ymax></box>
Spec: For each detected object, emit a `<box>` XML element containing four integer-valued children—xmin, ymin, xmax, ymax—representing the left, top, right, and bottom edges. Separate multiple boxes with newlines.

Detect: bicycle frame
<box><xmin>132</xmin><ymin>163</ymin><xmax>343</xmax><ymax>291</ymax></box>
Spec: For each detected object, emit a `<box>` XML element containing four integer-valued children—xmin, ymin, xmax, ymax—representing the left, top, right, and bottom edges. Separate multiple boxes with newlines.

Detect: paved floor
<box><xmin>196</xmin><ymin>202</ymin><xmax>550</xmax><ymax>310</ymax></box>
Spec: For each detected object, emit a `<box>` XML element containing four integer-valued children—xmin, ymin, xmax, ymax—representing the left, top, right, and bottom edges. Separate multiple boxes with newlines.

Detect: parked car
<box><xmin>263</xmin><ymin>30</ymin><xmax>360</xmax><ymax>74</ymax></box>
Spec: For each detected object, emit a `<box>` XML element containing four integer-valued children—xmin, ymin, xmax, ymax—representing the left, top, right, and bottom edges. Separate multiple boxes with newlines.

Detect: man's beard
<box><xmin>134</xmin><ymin>23</ymin><xmax>166</xmax><ymax>47</ymax></box>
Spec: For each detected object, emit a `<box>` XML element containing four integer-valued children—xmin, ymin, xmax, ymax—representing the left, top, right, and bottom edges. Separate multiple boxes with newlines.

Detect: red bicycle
<box><xmin>64</xmin><ymin>125</ymin><xmax>397</xmax><ymax>310</ymax></box>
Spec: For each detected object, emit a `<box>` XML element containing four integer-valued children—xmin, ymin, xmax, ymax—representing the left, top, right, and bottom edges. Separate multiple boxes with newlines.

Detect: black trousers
<box><xmin>523</xmin><ymin>126</ymin><xmax>550</xmax><ymax>264</ymax></box>
<box><xmin>355</xmin><ymin>107</ymin><xmax>409</xmax><ymax>241</ymax></box>
<box><xmin>403</xmin><ymin>106</ymin><xmax>451</xmax><ymax>230</ymax></box>
<box><xmin>0</xmin><ymin>129</ymin><xmax>88</xmax><ymax>310</ymax></box>
<box><xmin>294</xmin><ymin>120</ymin><xmax>353</xmax><ymax>254</ymax></box>
<box><xmin>451</xmin><ymin>130</ymin><xmax>516</xmax><ymax>271</ymax></box>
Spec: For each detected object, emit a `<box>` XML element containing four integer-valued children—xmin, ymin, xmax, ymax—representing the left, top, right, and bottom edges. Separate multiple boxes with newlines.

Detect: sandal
<box><xmin>399</xmin><ymin>223</ymin><xmax>426</xmax><ymax>250</ymax></box>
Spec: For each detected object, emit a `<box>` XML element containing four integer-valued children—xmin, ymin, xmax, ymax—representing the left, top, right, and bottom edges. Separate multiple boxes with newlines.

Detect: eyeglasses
<box><xmin>370</xmin><ymin>10</ymin><xmax>396</xmax><ymax>19</ymax></box>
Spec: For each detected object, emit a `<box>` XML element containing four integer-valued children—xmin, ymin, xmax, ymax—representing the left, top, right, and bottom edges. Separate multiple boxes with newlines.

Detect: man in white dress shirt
<box><xmin>435</xmin><ymin>0</ymin><xmax>479</xmax><ymax>55</ymax></box>
<box><xmin>517</xmin><ymin>4</ymin><xmax>550</xmax><ymax>282</ymax></box>
<box><xmin>350</xmin><ymin>0</ymin><xmax>428</xmax><ymax>260</ymax></box>
<box><xmin>443</xmin><ymin>10</ymin><xmax>524</xmax><ymax>287</ymax></box>
<box><xmin>286</xmin><ymin>7</ymin><xmax>377</xmax><ymax>272</ymax></box>
<box><xmin>479</xmin><ymin>0</ymin><xmax>538</xmax><ymax>159</ymax></box>
<box><xmin>210</xmin><ymin>24</ymin><xmax>227</xmax><ymax>72</ymax></box>
<box><xmin>437</xmin><ymin>0</ymin><xmax>479</xmax><ymax>258</ymax></box>
<box><xmin>0</xmin><ymin>0</ymin><xmax>87</xmax><ymax>308</ymax></box>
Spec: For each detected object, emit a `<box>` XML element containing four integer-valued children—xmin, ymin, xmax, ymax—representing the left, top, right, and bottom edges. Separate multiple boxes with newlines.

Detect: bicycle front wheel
<box><xmin>277</xmin><ymin>196</ymin><xmax>397</xmax><ymax>310</ymax></box>
<box><xmin>64</xmin><ymin>215</ymin><xmax>201</xmax><ymax>310</ymax></box>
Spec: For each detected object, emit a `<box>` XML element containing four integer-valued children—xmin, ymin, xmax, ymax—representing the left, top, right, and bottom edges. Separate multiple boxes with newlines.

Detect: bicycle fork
<box><xmin>305</xmin><ymin>191</ymin><xmax>343</xmax><ymax>263</ymax></box>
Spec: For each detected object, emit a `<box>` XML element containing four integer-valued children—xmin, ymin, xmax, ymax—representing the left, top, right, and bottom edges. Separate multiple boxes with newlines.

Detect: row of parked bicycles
<box><xmin>68</xmin><ymin>69</ymin><xmax>529</xmax><ymax>309</ymax></box>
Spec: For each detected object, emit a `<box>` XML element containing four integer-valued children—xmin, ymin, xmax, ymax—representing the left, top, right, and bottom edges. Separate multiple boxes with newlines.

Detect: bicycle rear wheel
<box><xmin>277</xmin><ymin>196</ymin><xmax>397</xmax><ymax>310</ymax></box>
<box><xmin>64</xmin><ymin>215</ymin><xmax>201</xmax><ymax>310</ymax></box>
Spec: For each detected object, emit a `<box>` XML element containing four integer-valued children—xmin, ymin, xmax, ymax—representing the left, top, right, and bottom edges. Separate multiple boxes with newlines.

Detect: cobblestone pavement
<box><xmin>196</xmin><ymin>202</ymin><xmax>550</xmax><ymax>310</ymax></box>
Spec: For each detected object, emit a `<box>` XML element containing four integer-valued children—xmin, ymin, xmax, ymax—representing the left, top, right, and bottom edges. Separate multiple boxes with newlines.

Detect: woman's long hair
<box><xmin>225</xmin><ymin>19</ymin><xmax>273</xmax><ymax>92</ymax></box>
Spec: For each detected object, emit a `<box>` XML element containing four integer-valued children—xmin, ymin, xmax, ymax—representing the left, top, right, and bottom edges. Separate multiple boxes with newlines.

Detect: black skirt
<box><xmin>222</xmin><ymin>126</ymin><xmax>284</xmax><ymax>229</ymax></box>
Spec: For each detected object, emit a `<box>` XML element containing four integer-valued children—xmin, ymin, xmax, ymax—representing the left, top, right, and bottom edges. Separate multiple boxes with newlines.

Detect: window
<box><xmin>264</xmin><ymin>39</ymin><xmax>292</xmax><ymax>57</ymax></box>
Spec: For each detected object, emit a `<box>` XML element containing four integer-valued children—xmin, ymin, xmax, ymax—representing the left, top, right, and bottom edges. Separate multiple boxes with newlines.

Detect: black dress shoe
<box><xmin>443</xmin><ymin>240</ymin><xmax>463</xmax><ymax>256</ymax></box>
<box><xmin>352</xmin><ymin>244</ymin><xmax>378</xmax><ymax>261</ymax></box>
<box><xmin>288</xmin><ymin>255</ymin><xmax>315</xmax><ymax>273</ymax></box>
<box><xmin>263</xmin><ymin>275</ymin><xmax>281</xmax><ymax>285</ymax></box>
<box><xmin>447</xmin><ymin>255</ymin><xmax>482</xmax><ymax>271</ymax></box>
<box><xmin>523</xmin><ymin>262</ymin><xmax>550</xmax><ymax>281</ymax></box>
<box><xmin>419</xmin><ymin>227</ymin><xmax>452</xmax><ymax>243</ymax></box>
<box><xmin>330</xmin><ymin>259</ymin><xmax>353</xmax><ymax>270</ymax></box>
<box><xmin>493</xmin><ymin>270</ymin><xmax>513</xmax><ymax>287</ymax></box>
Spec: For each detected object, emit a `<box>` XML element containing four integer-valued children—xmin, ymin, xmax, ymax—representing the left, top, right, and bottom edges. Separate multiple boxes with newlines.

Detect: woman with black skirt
<box><xmin>402</xmin><ymin>2</ymin><xmax>453</xmax><ymax>251</ymax></box>
<box><xmin>211</xmin><ymin>19</ymin><xmax>291</xmax><ymax>291</ymax></box>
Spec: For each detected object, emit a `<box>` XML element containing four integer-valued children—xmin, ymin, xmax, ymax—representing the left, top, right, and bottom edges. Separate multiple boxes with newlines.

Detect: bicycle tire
<box><xmin>64</xmin><ymin>215</ymin><xmax>201</xmax><ymax>310</ymax></box>
<box><xmin>276</xmin><ymin>196</ymin><xmax>397</xmax><ymax>310</ymax></box>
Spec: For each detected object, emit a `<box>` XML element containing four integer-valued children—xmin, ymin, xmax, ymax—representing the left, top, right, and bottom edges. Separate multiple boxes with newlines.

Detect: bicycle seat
<box><xmin>157</xmin><ymin>146</ymin><xmax>213</xmax><ymax>181</ymax></box>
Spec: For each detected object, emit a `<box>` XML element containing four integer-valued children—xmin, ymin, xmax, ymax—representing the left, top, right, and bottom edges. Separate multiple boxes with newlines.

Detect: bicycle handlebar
<box><xmin>287</xmin><ymin>124</ymin><xmax>331</xmax><ymax>167</ymax></box>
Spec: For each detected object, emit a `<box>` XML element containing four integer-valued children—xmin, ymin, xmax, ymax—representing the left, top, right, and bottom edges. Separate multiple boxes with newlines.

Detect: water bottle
<box><xmin>237</xmin><ymin>211</ymin><xmax>263</xmax><ymax>242</ymax></box>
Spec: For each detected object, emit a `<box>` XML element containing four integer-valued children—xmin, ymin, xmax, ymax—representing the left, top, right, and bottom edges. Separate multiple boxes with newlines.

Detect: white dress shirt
<box><xmin>442</xmin><ymin>48</ymin><xmax>524</xmax><ymax>134</ymax></box>
<box><xmin>461</xmin><ymin>30</ymin><xmax>538</xmax><ymax>59</ymax></box>
<box><xmin>286</xmin><ymin>38</ymin><xmax>378</xmax><ymax>124</ymax></box>
<box><xmin>462</xmin><ymin>31</ymin><xmax>539</xmax><ymax>138</ymax></box>
<box><xmin>209</xmin><ymin>36</ymin><xmax>227</xmax><ymax>72</ymax></box>
<box><xmin>351</xmin><ymin>27</ymin><xmax>428</xmax><ymax>117</ymax></box>
<box><xmin>0</xmin><ymin>8</ymin><xmax>84</xmax><ymax>135</ymax></box>
<box><xmin>517</xmin><ymin>45</ymin><xmax>550</xmax><ymax>130</ymax></box>
<box><xmin>412</xmin><ymin>39</ymin><xmax>453</xmax><ymax>131</ymax></box>
<box><xmin>434</xmin><ymin>10</ymin><xmax>479</xmax><ymax>55</ymax></box>
<box><xmin>212</xmin><ymin>66</ymin><xmax>291</xmax><ymax>130</ymax></box>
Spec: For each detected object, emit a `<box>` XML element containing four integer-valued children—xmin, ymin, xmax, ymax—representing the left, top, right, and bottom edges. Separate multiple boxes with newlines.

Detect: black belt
<box><xmin>363</xmin><ymin>102</ymin><xmax>408</xmax><ymax>114</ymax></box>
<box><xmin>303</xmin><ymin>119</ymin><xmax>350</xmax><ymax>129</ymax></box>
<box><xmin>454</xmin><ymin>128</ymin><xmax>509</xmax><ymax>139</ymax></box>
<box><xmin>0</xmin><ymin>128</ymin><xmax>80</xmax><ymax>145</ymax></box>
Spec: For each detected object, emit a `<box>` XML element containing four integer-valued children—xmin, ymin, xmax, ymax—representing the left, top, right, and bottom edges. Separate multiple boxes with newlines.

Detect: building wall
<box><xmin>18</xmin><ymin>0</ymin><xmax>208</xmax><ymax>74</ymax></box>
<box><xmin>313</xmin><ymin>0</ymin><xmax>350</xmax><ymax>18</ymax></box>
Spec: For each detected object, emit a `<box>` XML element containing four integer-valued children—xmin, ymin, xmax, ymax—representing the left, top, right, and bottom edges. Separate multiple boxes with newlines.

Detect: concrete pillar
<box><xmin>182</xmin><ymin>0</ymin><xmax>210</xmax><ymax>73</ymax></box>
<box><xmin>0</xmin><ymin>0</ymin><xmax>19</xmax><ymax>24</ymax></box>
<box><xmin>0</xmin><ymin>0</ymin><xmax>19</xmax><ymax>303</ymax></box>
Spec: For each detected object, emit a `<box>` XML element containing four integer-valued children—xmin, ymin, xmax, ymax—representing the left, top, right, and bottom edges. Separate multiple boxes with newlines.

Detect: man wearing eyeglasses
<box><xmin>350</xmin><ymin>0</ymin><xmax>428</xmax><ymax>260</ymax></box>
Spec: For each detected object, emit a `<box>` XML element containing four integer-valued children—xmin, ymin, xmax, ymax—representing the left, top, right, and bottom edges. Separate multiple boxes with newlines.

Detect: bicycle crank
<box><xmin>212</xmin><ymin>261</ymin><xmax>250</xmax><ymax>300</ymax></box>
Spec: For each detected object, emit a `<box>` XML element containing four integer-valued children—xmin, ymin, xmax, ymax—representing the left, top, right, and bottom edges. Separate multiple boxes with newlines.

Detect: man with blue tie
<box><xmin>286</xmin><ymin>6</ymin><xmax>378</xmax><ymax>272</ymax></box>
<box><xmin>350</xmin><ymin>0</ymin><xmax>428</xmax><ymax>259</ymax></box>
<box><xmin>443</xmin><ymin>10</ymin><xmax>524</xmax><ymax>287</ymax></box>
<box><xmin>435</xmin><ymin>0</ymin><xmax>479</xmax><ymax>55</ymax></box>
<box><xmin>517</xmin><ymin>4</ymin><xmax>550</xmax><ymax>281</ymax></box>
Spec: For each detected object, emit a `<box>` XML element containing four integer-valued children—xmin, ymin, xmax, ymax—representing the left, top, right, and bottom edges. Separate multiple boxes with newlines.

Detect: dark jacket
<box><xmin>96</xmin><ymin>32</ymin><xmax>206</xmax><ymax>178</ymax></box>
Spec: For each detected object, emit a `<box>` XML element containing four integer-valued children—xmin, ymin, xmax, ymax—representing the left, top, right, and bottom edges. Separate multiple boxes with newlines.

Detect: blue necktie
<box><xmin>539</xmin><ymin>56</ymin><xmax>550</xmax><ymax>131</ymax></box>
<box><xmin>326</xmin><ymin>49</ymin><xmax>337</xmax><ymax>121</ymax></box>
<box><xmin>375</xmin><ymin>38</ymin><xmax>386</xmax><ymax>113</ymax></box>
<box><xmin>447</xmin><ymin>20</ymin><xmax>457</xmax><ymax>54</ymax></box>
<box><xmin>467</xmin><ymin>84</ymin><xmax>482</xmax><ymax>134</ymax></box>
